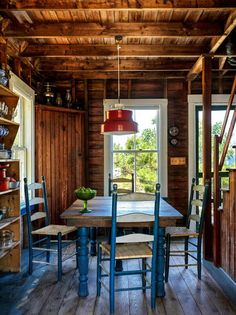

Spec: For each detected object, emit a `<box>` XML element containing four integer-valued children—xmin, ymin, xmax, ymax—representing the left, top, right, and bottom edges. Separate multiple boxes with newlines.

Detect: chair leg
<box><xmin>76</xmin><ymin>229</ymin><xmax>79</xmax><ymax>269</ymax></box>
<box><xmin>165</xmin><ymin>233</ymin><xmax>171</xmax><ymax>282</ymax></box>
<box><xmin>109</xmin><ymin>258</ymin><xmax>115</xmax><ymax>314</ymax></box>
<box><xmin>197</xmin><ymin>237</ymin><xmax>202</xmax><ymax>280</ymax></box>
<box><xmin>184</xmin><ymin>236</ymin><xmax>189</xmax><ymax>269</ymax></box>
<box><xmin>28</xmin><ymin>238</ymin><xmax>33</xmax><ymax>275</ymax></box>
<box><xmin>151</xmin><ymin>256</ymin><xmax>157</xmax><ymax>310</ymax></box>
<box><xmin>46</xmin><ymin>235</ymin><xmax>51</xmax><ymax>263</ymax></box>
<box><xmin>142</xmin><ymin>258</ymin><xmax>146</xmax><ymax>293</ymax></box>
<box><xmin>97</xmin><ymin>243</ymin><xmax>102</xmax><ymax>296</ymax></box>
<box><xmin>57</xmin><ymin>232</ymin><xmax>62</xmax><ymax>281</ymax></box>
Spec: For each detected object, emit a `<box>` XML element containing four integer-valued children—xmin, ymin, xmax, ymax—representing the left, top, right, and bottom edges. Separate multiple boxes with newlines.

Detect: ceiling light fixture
<box><xmin>101</xmin><ymin>35</ymin><xmax>138</xmax><ymax>135</ymax></box>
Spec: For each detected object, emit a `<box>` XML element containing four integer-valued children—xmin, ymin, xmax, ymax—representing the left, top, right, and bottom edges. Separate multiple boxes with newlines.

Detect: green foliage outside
<box><xmin>113</xmin><ymin>128</ymin><xmax>158</xmax><ymax>193</ymax></box>
<box><xmin>198</xmin><ymin>120</ymin><xmax>235</xmax><ymax>188</ymax></box>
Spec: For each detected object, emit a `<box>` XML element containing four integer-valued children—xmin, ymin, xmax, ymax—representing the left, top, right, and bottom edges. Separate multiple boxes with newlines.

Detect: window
<box><xmin>104</xmin><ymin>99</ymin><xmax>168</xmax><ymax>196</ymax></box>
<box><xmin>9</xmin><ymin>72</ymin><xmax>35</xmax><ymax>203</ymax></box>
<box><xmin>188</xmin><ymin>94</ymin><xmax>236</xmax><ymax>190</ymax></box>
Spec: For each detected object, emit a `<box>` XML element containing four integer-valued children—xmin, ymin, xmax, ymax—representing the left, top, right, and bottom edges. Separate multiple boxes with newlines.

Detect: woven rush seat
<box><xmin>100</xmin><ymin>242</ymin><xmax>152</xmax><ymax>260</ymax></box>
<box><xmin>165</xmin><ymin>226</ymin><xmax>198</xmax><ymax>237</ymax></box>
<box><xmin>32</xmin><ymin>224</ymin><xmax>77</xmax><ymax>236</ymax></box>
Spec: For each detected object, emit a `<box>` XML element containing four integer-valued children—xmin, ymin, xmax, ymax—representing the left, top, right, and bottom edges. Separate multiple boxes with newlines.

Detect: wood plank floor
<box><xmin>1</xmin><ymin>250</ymin><xmax>236</xmax><ymax>315</ymax></box>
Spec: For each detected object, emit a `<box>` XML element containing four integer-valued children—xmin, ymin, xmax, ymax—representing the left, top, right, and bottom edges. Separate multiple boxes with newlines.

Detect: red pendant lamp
<box><xmin>101</xmin><ymin>36</ymin><xmax>138</xmax><ymax>135</ymax></box>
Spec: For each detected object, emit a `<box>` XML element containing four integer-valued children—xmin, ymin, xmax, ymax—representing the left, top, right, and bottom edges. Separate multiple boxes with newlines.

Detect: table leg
<box><xmin>156</xmin><ymin>227</ymin><xmax>165</xmax><ymax>297</ymax></box>
<box><xmin>90</xmin><ymin>227</ymin><xmax>97</xmax><ymax>256</ymax></box>
<box><xmin>78</xmin><ymin>227</ymin><xmax>89</xmax><ymax>297</ymax></box>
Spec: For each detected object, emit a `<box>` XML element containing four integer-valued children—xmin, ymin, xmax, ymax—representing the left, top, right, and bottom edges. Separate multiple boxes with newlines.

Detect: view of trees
<box><xmin>113</xmin><ymin>128</ymin><xmax>158</xmax><ymax>192</ymax></box>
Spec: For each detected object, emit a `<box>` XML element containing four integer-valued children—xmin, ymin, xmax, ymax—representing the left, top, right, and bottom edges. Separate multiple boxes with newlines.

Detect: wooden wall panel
<box><xmin>87</xmin><ymin>81</ymin><xmax>105</xmax><ymax>196</ymax></box>
<box><xmin>35</xmin><ymin>105</ymin><xmax>85</xmax><ymax>224</ymax></box>
<box><xmin>167</xmin><ymin>80</ymin><xmax>189</xmax><ymax>214</ymax></box>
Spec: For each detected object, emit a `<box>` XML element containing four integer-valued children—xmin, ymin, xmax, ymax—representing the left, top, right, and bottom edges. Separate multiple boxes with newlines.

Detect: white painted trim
<box><xmin>9</xmin><ymin>71</ymin><xmax>35</xmax><ymax>184</ymax></box>
<box><xmin>188</xmin><ymin>94</ymin><xmax>236</xmax><ymax>190</ymax></box>
<box><xmin>103</xmin><ymin>99</ymin><xmax>168</xmax><ymax>197</ymax></box>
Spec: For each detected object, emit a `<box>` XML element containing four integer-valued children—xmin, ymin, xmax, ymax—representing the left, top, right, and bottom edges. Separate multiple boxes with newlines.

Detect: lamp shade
<box><xmin>101</xmin><ymin>109</ymin><xmax>138</xmax><ymax>135</ymax></box>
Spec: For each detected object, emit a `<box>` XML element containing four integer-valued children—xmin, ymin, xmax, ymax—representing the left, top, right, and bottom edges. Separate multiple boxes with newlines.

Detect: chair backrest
<box><xmin>110</xmin><ymin>183</ymin><xmax>160</xmax><ymax>253</ymax></box>
<box><xmin>108</xmin><ymin>173</ymin><xmax>134</xmax><ymax>196</ymax></box>
<box><xmin>24</xmin><ymin>176</ymin><xmax>50</xmax><ymax>236</ymax></box>
<box><xmin>186</xmin><ymin>178</ymin><xmax>210</xmax><ymax>235</ymax></box>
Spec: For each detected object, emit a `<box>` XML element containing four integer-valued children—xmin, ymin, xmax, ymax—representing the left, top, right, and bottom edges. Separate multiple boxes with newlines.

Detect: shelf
<box><xmin>0</xmin><ymin>216</ymin><xmax>19</xmax><ymax>229</ymax></box>
<box><xmin>0</xmin><ymin>117</ymin><xmax>20</xmax><ymax>126</ymax></box>
<box><xmin>0</xmin><ymin>241</ymin><xmax>20</xmax><ymax>260</ymax></box>
<box><xmin>0</xmin><ymin>85</ymin><xmax>19</xmax><ymax>99</ymax></box>
<box><xmin>0</xmin><ymin>159</ymin><xmax>19</xmax><ymax>163</ymax></box>
<box><xmin>0</xmin><ymin>188</ymin><xmax>20</xmax><ymax>196</ymax></box>
<box><xmin>36</xmin><ymin>104</ymin><xmax>86</xmax><ymax>114</ymax></box>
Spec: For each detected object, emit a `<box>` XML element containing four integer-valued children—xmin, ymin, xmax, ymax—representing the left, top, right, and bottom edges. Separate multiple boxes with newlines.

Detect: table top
<box><xmin>61</xmin><ymin>196</ymin><xmax>183</xmax><ymax>228</ymax></box>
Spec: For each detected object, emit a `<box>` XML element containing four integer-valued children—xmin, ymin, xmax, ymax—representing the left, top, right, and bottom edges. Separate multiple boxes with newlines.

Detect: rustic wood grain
<box><xmin>35</xmin><ymin>105</ymin><xmax>85</xmax><ymax>224</ymax></box>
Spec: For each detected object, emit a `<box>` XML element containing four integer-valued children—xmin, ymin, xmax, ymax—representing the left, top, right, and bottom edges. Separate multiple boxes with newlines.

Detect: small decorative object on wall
<box><xmin>170</xmin><ymin>157</ymin><xmax>186</xmax><ymax>166</ymax></box>
<box><xmin>169</xmin><ymin>126</ymin><xmax>179</xmax><ymax>146</ymax></box>
<box><xmin>169</xmin><ymin>138</ymin><xmax>178</xmax><ymax>146</ymax></box>
<box><xmin>169</xmin><ymin>126</ymin><xmax>179</xmax><ymax>137</ymax></box>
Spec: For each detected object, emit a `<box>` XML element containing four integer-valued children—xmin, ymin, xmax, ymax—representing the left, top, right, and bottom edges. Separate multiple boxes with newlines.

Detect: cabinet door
<box><xmin>35</xmin><ymin>105</ymin><xmax>85</xmax><ymax>224</ymax></box>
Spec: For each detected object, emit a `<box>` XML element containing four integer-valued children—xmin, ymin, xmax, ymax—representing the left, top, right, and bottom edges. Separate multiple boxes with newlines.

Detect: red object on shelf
<box><xmin>0</xmin><ymin>168</ymin><xmax>7</xmax><ymax>180</ymax></box>
<box><xmin>101</xmin><ymin>109</ymin><xmax>138</xmax><ymax>135</ymax></box>
<box><xmin>0</xmin><ymin>177</ymin><xmax>10</xmax><ymax>191</ymax></box>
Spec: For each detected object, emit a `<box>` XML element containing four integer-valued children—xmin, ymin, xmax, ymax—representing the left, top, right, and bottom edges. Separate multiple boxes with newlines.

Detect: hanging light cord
<box><xmin>117</xmin><ymin>40</ymin><xmax>121</xmax><ymax>104</ymax></box>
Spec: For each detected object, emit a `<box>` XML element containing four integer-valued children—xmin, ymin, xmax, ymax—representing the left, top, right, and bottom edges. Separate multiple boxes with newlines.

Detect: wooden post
<box><xmin>202</xmin><ymin>55</ymin><xmax>213</xmax><ymax>261</ymax></box>
<box><xmin>13</xmin><ymin>58</ymin><xmax>22</xmax><ymax>78</ymax></box>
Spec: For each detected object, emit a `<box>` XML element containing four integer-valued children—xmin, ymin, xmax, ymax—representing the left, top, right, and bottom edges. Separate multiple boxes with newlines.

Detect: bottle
<box><xmin>65</xmin><ymin>89</ymin><xmax>72</xmax><ymax>108</ymax></box>
<box><xmin>55</xmin><ymin>93</ymin><xmax>63</xmax><ymax>106</ymax></box>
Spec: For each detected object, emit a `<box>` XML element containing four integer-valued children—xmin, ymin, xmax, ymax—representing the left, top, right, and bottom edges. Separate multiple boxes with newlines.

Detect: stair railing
<box><xmin>213</xmin><ymin>75</ymin><xmax>236</xmax><ymax>266</ymax></box>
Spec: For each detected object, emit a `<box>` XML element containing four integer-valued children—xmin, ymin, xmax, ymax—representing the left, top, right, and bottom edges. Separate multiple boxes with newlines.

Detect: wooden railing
<box><xmin>213</xmin><ymin>75</ymin><xmax>236</xmax><ymax>266</ymax></box>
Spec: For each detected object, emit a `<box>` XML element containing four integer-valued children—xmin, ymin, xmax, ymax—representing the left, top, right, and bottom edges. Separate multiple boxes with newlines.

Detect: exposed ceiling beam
<box><xmin>20</xmin><ymin>44</ymin><xmax>209</xmax><ymax>58</ymax></box>
<box><xmin>3</xmin><ymin>22</ymin><xmax>223</xmax><ymax>39</ymax></box>
<box><xmin>42</xmin><ymin>71</ymin><xmax>188</xmax><ymax>80</ymax></box>
<box><xmin>1</xmin><ymin>0</ymin><xmax>235</xmax><ymax>11</ymax></box>
<box><xmin>37</xmin><ymin>59</ymin><xmax>197</xmax><ymax>72</ymax></box>
<box><xmin>210</xmin><ymin>11</ymin><xmax>236</xmax><ymax>53</ymax></box>
<box><xmin>187</xmin><ymin>11</ymin><xmax>236</xmax><ymax>82</ymax></box>
<box><xmin>187</xmin><ymin>55</ymin><xmax>205</xmax><ymax>81</ymax></box>
<box><xmin>219</xmin><ymin>57</ymin><xmax>228</xmax><ymax>70</ymax></box>
<box><xmin>36</xmin><ymin>58</ymin><xmax>234</xmax><ymax>72</ymax></box>
<box><xmin>20</xmin><ymin>44</ymin><xmax>236</xmax><ymax>58</ymax></box>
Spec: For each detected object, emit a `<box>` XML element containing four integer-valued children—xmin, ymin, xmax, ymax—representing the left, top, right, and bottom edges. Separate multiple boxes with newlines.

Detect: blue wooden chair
<box><xmin>165</xmin><ymin>178</ymin><xmax>210</xmax><ymax>282</ymax></box>
<box><xmin>24</xmin><ymin>176</ymin><xmax>79</xmax><ymax>281</ymax></box>
<box><xmin>97</xmin><ymin>183</ymin><xmax>161</xmax><ymax>314</ymax></box>
<box><xmin>108</xmin><ymin>173</ymin><xmax>134</xmax><ymax>196</ymax></box>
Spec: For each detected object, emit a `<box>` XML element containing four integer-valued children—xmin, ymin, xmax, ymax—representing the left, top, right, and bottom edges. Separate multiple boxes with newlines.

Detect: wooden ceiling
<box><xmin>0</xmin><ymin>0</ymin><xmax>236</xmax><ymax>81</ymax></box>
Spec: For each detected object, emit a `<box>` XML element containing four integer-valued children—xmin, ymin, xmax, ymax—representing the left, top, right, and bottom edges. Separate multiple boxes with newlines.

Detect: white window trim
<box><xmin>9</xmin><ymin>71</ymin><xmax>35</xmax><ymax>184</ymax></box>
<box><xmin>188</xmin><ymin>94</ymin><xmax>236</xmax><ymax>190</ymax></box>
<box><xmin>103</xmin><ymin>98</ymin><xmax>168</xmax><ymax>197</ymax></box>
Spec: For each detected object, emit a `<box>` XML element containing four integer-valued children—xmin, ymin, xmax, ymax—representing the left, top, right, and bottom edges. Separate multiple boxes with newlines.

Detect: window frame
<box><xmin>9</xmin><ymin>71</ymin><xmax>35</xmax><ymax>204</ymax></box>
<box><xmin>103</xmin><ymin>98</ymin><xmax>168</xmax><ymax>196</ymax></box>
<box><xmin>188</xmin><ymin>94</ymin><xmax>236</xmax><ymax>191</ymax></box>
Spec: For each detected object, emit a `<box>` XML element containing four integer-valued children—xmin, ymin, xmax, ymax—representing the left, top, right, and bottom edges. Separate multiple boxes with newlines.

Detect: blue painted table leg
<box><xmin>78</xmin><ymin>227</ymin><xmax>89</xmax><ymax>297</ymax></box>
<box><xmin>156</xmin><ymin>227</ymin><xmax>165</xmax><ymax>297</ymax></box>
<box><xmin>90</xmin><ymin>227</ymin><xmax>97</xmax><ymax>256</ymax></box>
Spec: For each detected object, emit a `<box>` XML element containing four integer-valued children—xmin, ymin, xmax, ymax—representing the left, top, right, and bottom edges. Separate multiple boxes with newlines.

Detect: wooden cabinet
<box><xmin>0</xmin><ymin>85</ymin><xmax>20</xmax><ymax>272</ymax></box>
<box><xmin>35</xmin><ymin>105</ymin><xmax>86</xmax><ymax>224</ymax></box>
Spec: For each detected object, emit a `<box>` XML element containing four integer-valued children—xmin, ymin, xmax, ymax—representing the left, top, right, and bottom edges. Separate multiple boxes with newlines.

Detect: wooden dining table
<box><xmin>61</xmin><ymin>196</ymin><xmax>183</xmax><ymax>298</ymax></box>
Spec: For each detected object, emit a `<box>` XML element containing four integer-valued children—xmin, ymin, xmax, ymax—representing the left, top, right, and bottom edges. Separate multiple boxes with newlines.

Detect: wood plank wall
<box><xmin>221</xmin><ymin>169</ymin><xmax>236</xmax><ymax>281</ymax></box>
<box><xmin>35</xmin><ymin>105</ymin><xmax>85</xmax><ymax>224</ymax></box>
<box><xmin>87</xmin><ymin>79</ymin><xmax>188</xmax><ymax>215</ymax></box>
